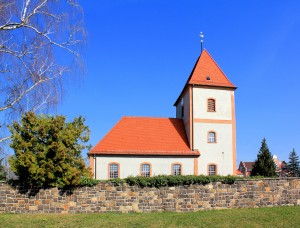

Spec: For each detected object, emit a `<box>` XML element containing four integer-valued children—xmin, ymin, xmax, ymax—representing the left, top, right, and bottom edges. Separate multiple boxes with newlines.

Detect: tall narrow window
<box><xmin>208</xmin><ymin>164</ymin><xmax>217</xmax><ymax>175</ymax></box>
<box><xmin>141</xmin><ymin>163</ymin><xmax>151</xmax><ymax>177</ymax></box>
<box><xmin>208</xmin><ymin>131</ymin><xmax>216</xmax><ymax>143</ymax></box>
<box><xmin>172</xmin><ymin>163</ymin><xmax>182</xmax><ymax>175</ymax></box>
<box><xmin>207</xmin><ymin>99</ymin><xmax>216</xmax><ymax>112</ymax></box>
<box><xmin>109</xmin><ymin>163</ymin><xmax>119</xmax><ymax>179</ymax></box>
<box><xmin>181</xmin><ymin>105</ymin><xmax>184</xmax><ymax>117</ymax></box>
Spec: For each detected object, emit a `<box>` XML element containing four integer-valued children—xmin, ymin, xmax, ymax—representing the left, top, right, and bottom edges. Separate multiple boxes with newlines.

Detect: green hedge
<box><xmin>124</xmin><ymin>175</ymin><xmax>237</xmax><ymax>188</ymax></box>
<box><xmin>95</xmin><ymin>175</ymin><xmax>237</xmax><ymax>188</ymax></box>
<box><xmin>81</xmin><ymin>175</ymin><xmax>292</xmax><ymax>188</ymax></box>
<box><xmin>10</xmin><ymin>175</ymin><xmax>282</xmax><ymax>188</ymax></box>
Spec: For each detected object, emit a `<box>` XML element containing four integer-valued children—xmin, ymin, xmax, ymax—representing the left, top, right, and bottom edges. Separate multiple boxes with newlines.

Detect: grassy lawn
<box><xmin>0</xmin><ymin>206</ymin><xmax>299</xmax><ymax>228</ymax></box>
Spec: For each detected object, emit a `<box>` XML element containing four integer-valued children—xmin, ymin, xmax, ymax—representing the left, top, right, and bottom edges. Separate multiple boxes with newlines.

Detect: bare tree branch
<box><xmin>0</xmin><ymin>136</ymin><xmax>11</xmax><ymax>144</ymax></box>
<box><xmin>23</xmin><ymin>24</ymin><xmax>79</xmax><ymax>56</ymax></box>
<box><xmin>0</xmin><ymin>0</ymin><xmax>85</xmax><ymax>146</ymax></box>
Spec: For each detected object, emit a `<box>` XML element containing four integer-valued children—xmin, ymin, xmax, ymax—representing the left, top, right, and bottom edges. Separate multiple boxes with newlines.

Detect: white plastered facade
<box><xmin>176</xmin><ymin>86</ymin><xmax>236</xmax><ymax>176</ymax></box>
<box><xmin>93</xmin><ymin>156</ymin><xmax>195</xmax><ymax>180</ymax></box>
<box><xmin>176</xmin><ymin>89</ymin><xmax>191</xmax><ymax>143</ymax></box>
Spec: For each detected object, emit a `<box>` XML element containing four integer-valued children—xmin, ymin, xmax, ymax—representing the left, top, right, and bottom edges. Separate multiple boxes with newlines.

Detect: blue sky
<box><xmin>58</xmin><ymin>0</ymin><xmax>300</xmax><ymax>165</ymax></box>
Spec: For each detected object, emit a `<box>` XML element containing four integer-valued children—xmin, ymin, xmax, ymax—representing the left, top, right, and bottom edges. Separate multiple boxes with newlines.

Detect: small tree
<box><xmin>287</xmin><ymin>148</ymin><xmax>299</xmax><ymax>177</ymax></box>
<box><xmin>251</xmin><ymin>138</ymin><xmax>277</xmax><ymax>177</ymax></box>
<box><xmin>8</xmin><ymin>112</ymin><xmax>91</xmax><ymax>188</ymax></box>
<box><xmin>0</xmin><ymin>158</ymin><xmax>6</xmax><ymax>181</ymax></box>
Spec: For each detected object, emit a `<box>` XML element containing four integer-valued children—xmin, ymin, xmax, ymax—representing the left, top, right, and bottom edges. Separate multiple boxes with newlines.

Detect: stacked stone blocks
<box><xmin>0</xmin><ymin>178</ymin><xmax>299</xmax><ymax>214</ymax></box>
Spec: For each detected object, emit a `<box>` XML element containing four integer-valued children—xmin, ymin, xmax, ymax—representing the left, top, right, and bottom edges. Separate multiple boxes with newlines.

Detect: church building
<box><xmin>89</xmin><ymin>49</ymin><xmax>237</xmax><ymax>179</ymax></box>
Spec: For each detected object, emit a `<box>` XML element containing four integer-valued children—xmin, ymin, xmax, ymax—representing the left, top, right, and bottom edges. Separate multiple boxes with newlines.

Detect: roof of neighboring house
<box><xmin>89</xmin><ymin>117</ymin><xmax>199</xmax><ymax>156</ymax></box>
<box><xmin>174</xmin><ymin>49</ymin><xmax>236</xmax><ymax>105</ymax></box>
<box><xmin>281</xmin><ymin>161</ymin><xmax>287</xmax><ymax>168</ymax></box>
<box><xmin>243</xmin><ymin>162</ymin><xmax>255</xmax><ymax>171</ymax></box>
<box><xmin>236</xmin><ymin>170</ymin><xmax>243</xmax><ymax>175</ymax></box>
<box><xmin>273</xmin><ymin>155</ymin><xmax>282</xmax><ymax>169</ymax></box>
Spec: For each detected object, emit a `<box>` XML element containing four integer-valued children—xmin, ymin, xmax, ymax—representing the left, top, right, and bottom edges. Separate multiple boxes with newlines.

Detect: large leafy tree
<box><xmin>8</xmin><ymin>112</ymin><xmax>91</xmax><ymax>188</ymax></box>
<box><xmin>287</xmin><ymin>148</ymin><xmax>299</xmax><ymax>177</ymax></box>
<box><xmin>251</xmin><ymin>138</ymin><xmax>277</xmax><ymax>177</ymax></box>
<box><xmin>0</xmin><ymin>0</ymin><xmax>85</xmax><ymax>146</ymax></box>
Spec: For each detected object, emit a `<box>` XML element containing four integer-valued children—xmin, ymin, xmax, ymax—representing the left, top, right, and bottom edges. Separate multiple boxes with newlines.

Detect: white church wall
<box><xmin>194</xmin><ymin>122</ymin><xmax>234</xmax><ymax>175</ymax></box>
<box><xmin>176</xmin><ymin>103</ymin><xmax>181</xmax><ymax>118</ymax></box>
<box><xmin>176</xmin><ymin>88</ymin><xmax>191</xmax><ymax>146</ymax></box>
<box><xmin>182</xmin><ymin>88</ymin><xmax>191</xmax><ymax>145</ymax></box>
<box><xmin>192</xmin><ymin>87</ymin><xmax>235</xmax><ymax>175</ymax></box>
<box><xmin>94</xmin><ymin>156</ymin><xmax>195</xmax><ymax>180</ymax></box>
<box><xmin>193</xmin><ymin>88</ymin><xmax>232</xmax><ymax>120</ymax></box>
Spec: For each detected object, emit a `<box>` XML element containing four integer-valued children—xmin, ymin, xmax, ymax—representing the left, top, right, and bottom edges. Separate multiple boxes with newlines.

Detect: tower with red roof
<box><xmin>174</xmin><ymin>49</ymin><xmax>237</xmax><ymax>176</ymax></box>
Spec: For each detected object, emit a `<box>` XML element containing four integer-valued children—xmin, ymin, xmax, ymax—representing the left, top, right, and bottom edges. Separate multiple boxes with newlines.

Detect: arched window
<box><xmin>208</xmin><ymin>131</ymin><xmax>216</xmax><ymax>143</ymax></box>
<box><xmin>108</xmin><ymin>162</ymin><xmax>119</xmax><ymax>179</ymax></box>
<box><xmin>140</xmin><ymin>163</ymin><xmax>151</xmax><ymax>177</ymax></box>
<box><xmin>207</xmin><ymin>98</ymin><xmax>216</xmax><ymax>112</ymax></box>
<box><xmin>208</xmin><ymin>164</ymin><xmax>217</xmax><ymax>175</ymax></box>
<box><xmin>172</xmin><ymin>163</ymin><xmax>182</xmax><ymax>175</ymax></box>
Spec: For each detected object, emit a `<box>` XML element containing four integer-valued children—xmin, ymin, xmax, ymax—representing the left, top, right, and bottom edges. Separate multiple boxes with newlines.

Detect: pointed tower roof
<box><xmin>188</xmin><ymin>49</ymin><xmax>236</xmax><ymax>87</ymax></box>
<box><xmin>174</xmin><ymin>49</ymin><xmax>236</xmax><ymax>105</ymax></box>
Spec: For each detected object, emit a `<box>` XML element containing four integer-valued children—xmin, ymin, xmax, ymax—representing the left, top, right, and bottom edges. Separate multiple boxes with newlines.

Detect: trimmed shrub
<box><xmin>222</xmin><ymin>175</ymin><xmax>236</xmax><ymax>184</ymax></box>
<box><xmin>80</xmin><ymin>176</ymin><xmax>99</xmax><ymax>187</ymax></box>
<box><xmin>121</xmin><ymin>174</ymin><xmax>237</xmax><ymax>188</ymax></box>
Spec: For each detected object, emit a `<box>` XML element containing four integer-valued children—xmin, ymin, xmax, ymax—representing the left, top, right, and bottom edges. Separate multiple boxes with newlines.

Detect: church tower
<box><xmin>174</xmin><ymin>49</ymin><xmax>237</xmax><ymax>175</ymax></box>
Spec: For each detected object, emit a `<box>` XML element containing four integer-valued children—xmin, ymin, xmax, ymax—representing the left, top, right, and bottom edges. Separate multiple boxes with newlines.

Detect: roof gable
<box><xmin>188</xmin><ymin>49</ymin><xmax>236</xmax><ymax>88</ymax></box>
<box><xmin>174</xmin><ymin>49</ymin><xmax>236</xmax><ymax>106</ymax></box>
<box><xmin>89</xmin><ymin>117</ymin><xmax>199</xmax><ymax>156</ymax></box>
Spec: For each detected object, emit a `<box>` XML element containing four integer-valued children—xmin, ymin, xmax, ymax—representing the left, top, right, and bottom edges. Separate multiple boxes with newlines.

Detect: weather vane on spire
<box><xmin>200</xmin><ymin>32</ymin><xmax>204</xmax><ymax>53</ymax></box>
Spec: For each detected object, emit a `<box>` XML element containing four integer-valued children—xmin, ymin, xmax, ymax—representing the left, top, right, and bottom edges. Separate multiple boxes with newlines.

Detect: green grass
<box><xmin>0</xmin><ymin>206</ymin><xmax>299</xmax><ymax>228</ymax></box>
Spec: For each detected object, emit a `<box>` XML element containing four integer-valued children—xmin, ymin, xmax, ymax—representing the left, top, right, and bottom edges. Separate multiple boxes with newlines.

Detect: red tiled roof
<box><xmin>188</xmin><ymin>49</ymin><xmax>236</xmax><ymax>88</ymax></box>
<box><xmin>89</xmin><ymin>117</ymin><xmax>199</xmax><ymax>156</ymax></box>
<box><xmin>174</xmin><ymin>49</ymin><xmax>236</xmax><ymax>105</ymax></box>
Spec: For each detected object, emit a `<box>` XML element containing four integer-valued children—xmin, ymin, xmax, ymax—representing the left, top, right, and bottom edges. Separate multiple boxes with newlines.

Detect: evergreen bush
<box><xmin>251</xmin><ymin>138</ymin><xmax>277</xmax><ymax>177</ymax></box>
<box><xmin>8</xmin><ymin>112</ymin><xmax>92</xmax><ymax>188</ymax></box>
<box><xmin>287</xmin><ymin>148</ymin><xmax>299</xmax><ymax>177</ymax></box>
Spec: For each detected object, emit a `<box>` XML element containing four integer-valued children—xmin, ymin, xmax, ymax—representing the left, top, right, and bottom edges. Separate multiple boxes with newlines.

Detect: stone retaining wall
<box><xmin>0</xmin><ymin>178</ymin><xmax>299</xmax><ymax>213</ymax></box>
